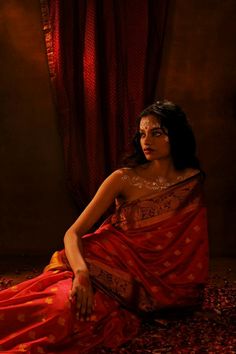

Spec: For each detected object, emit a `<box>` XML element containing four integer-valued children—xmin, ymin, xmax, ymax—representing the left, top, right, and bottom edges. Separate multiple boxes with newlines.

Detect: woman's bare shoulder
<box><xmin>117</xmin><ymin>164</ymin><xmax>150</xmax><ymax>175</ymax></box>
<box><xmin>112</xmin><ymin>167</ymin><xmax>140</xmax><ymax>190</ymax></box>
<box><xmin>105</xmin><ymin>168</ymin><xmax>135</xmax><ymax>187</ymax></box>
<box><xmin>114</xmin><ymin>167</ymin><xmax>134</xmax><ymax>177</ymax></box>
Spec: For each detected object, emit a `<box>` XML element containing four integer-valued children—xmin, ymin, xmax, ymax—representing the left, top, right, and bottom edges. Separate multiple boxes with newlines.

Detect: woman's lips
<box><xmin>144</xmin><ymin>148</ymin><xmax>155</xmax><ymax>154</ymax></box>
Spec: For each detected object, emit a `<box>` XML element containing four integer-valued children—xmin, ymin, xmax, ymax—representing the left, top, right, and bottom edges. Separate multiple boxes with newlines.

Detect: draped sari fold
<box><xmin>0</xmin><ymin>174</ymin><xmax>208</xmax><ymax>353</ymax></box>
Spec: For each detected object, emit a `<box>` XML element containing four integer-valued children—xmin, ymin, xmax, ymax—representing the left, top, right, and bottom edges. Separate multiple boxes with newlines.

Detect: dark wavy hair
<box><xmin>122</xmin><ymin>100</ymin><xmax>201</xmax><ymax>171</ymax></box>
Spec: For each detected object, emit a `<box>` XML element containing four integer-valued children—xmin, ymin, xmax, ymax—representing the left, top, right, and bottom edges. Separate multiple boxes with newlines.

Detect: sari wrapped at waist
<box><xmin>45</xmin><ymin>174</ymin><xmax>209</xmax><ymax>314</ymax></box>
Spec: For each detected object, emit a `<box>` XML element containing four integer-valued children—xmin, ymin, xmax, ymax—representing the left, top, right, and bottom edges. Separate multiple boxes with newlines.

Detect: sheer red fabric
<box><xmin>40</xmin><ymin>0</ymin><xmax>169</xmax><ymax>208</ymax></box>
<box><xmin>0</xmin><ymin>174</ymin><xmax>208</xmax><ymax>353</ymax></box>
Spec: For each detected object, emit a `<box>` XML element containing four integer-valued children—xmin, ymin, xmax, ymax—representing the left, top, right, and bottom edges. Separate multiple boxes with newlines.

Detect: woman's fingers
<box><xmin>70</xmin><ymin>273</ymin><xmax>94</xmax><ymax>321</ymax></box>
<box><xmin>69</xmin><ymin>285</ymin><xmax>77</xmax><ymax>301</ymax></box>
<box><xmin>86</xmin><ymin>287</ymin><xmax>94</xmax><ymax>316</ymax></box>
<box><xmin>76</xmin><ymin>285</ymin><xmax>93</xmax><ymax>320</ymax></box>
<box><xmin>81</xmin><ymin>287</ymin><xmax>93</xmax><ymax>320</ymax></box>
<box><xmin>76</xmin><ymin>291</ymin><xmax>83</xmax><ymax>319</ymax></box>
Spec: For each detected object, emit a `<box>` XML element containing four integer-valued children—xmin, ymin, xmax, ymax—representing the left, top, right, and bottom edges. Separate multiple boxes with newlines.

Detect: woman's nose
<box><xmin>144</xmin><ymin>134</ymin><xmax>152</xmax><ymax>145</ymax></box>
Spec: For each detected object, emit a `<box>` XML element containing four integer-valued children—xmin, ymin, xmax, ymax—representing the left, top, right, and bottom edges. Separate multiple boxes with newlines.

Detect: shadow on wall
<box><xmin>0</xmin><ymin>0</ymin><xmax>77</xmax><ymax>257</ymax></box>
<box><xmin>156</xmin><ymin>0</ymin><xmax>236</xmax><ymax>257</ymax></box>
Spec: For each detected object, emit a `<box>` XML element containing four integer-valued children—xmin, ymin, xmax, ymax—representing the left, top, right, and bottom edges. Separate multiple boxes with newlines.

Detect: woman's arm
<box><xmin>64</xmin><ymin>169</ymin><xmax>124</xmax><ymax>320</ymax></box>
<box><xmin>64</xmin><ymin>169</ymin><xmax>123</xmax><ymax>273</ymax></box>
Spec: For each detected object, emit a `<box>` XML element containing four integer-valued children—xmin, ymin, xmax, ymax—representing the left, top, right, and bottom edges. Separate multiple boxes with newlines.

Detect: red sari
<box><xmin>0</xmin><ymin>173</ymin><xmax>209</xmax><ymax>353</ymax></box>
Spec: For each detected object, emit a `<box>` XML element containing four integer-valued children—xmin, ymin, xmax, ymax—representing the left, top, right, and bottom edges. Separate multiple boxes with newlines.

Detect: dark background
<box><xmin>0</xmin><ymin>0</ymin><xmax>235</xmax><ymax>257</ymax></box>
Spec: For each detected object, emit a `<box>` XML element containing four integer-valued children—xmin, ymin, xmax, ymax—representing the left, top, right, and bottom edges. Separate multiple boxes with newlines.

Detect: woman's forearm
<box><xmin>64</xmin><ymin>230</ymin><xmax>88</xmax><ymax>275</ymax></box>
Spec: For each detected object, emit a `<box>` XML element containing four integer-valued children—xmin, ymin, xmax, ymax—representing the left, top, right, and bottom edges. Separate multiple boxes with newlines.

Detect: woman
<box><xmin>0</xmin><ymin>100</ymin><xmax>209</xmax><ymax>353</ymax></box>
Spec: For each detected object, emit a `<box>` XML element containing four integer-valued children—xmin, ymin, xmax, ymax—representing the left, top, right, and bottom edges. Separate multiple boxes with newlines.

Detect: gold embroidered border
<box><xmin>114</xmin><ymin>203</ymin><xmax>202</xmax><ymax>231</ymax></box>
<box><xmin>39</xmin><ymin>0</ymin><xmax>56</xmax><ymax>79</ymax></box>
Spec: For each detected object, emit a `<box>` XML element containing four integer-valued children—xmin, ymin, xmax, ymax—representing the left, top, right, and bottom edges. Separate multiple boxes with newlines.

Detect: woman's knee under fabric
<box><xmin>0</xmin><ymin>270</ymin><xmax>140</xmax><ymax>352</ymax></box>
<box><xmin>0</xmin><ymin>271</ymin><xmax>74</xmax><ymax>349</ymax></box>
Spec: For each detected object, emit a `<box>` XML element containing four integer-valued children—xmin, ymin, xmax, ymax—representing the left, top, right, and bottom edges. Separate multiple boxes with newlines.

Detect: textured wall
<box><xmin>157</xmin><ymin>0</ymin><xmax>236</xmax><ymax>256</ymax></box>
<box><xmin>0</xmin><ymin>0</ymin><xmax>77</xmax><ymax>256</ymax></box>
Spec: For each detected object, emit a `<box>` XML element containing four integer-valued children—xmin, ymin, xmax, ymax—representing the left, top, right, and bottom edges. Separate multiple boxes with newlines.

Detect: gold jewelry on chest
<box><xmin>121</xmin><ymin>174</ymin><xmax>184</xmax><ymax>191</ymax></box>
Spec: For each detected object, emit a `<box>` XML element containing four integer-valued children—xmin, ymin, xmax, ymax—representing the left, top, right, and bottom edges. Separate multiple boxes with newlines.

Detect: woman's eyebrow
<box><xmin>139</xmin><ymin>126</ymin><xmax>161</xmax><ymax>130</ymax></box>
<box><xmin>150</xmin><ymin>127</ymin><xmax>162</xmax><ymax>131</ymax></box>
<box><xmin>139</xmin><ymin>126</ymin><xmax>162</xmax><ymax>134</ymax></box>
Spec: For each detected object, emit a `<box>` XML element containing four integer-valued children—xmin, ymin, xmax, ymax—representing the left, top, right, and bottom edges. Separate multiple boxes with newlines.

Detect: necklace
<box><xmin>121</xmin><ymin>174</ymin><xmax>184</xmax><ymax>191</ymax></box>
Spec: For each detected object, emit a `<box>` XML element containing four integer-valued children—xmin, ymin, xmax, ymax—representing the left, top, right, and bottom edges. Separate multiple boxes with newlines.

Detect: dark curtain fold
<box><xmin>40</xmin><ymin>0</ymin><xmax>169</xmax><ymax>210</ymax></box>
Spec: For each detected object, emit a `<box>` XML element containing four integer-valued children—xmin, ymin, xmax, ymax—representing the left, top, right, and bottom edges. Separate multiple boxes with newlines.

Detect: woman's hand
<box><xmin>69</xmin><ymin>270</ymin><xmax>94</xmax><ymax>321</ymax></box>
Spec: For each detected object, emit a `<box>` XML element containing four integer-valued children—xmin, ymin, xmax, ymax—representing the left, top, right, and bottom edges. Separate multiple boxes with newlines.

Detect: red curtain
<box><xmin>40</xmin><ymin>0</ymin><xmax>169</xmax><ymax>210</ymax></box>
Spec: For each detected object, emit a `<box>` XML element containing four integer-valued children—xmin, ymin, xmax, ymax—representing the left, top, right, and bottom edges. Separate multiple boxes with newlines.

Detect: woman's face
<box><xmin>139</xmin><ymin>115</ymin><xmax>171</xmax><ymax>161</ymax></box>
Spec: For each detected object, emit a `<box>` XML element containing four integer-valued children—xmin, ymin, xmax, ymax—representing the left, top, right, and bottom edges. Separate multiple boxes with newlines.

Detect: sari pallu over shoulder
<box><xmin>45</xmin><ymin>173</ymin><xmax>209</xmax><ymax>315</ymax></box>
<box><xmin>110</xmin><ymin>172</ymin><xmax>205</xmax><ymax>230</ymax></box>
